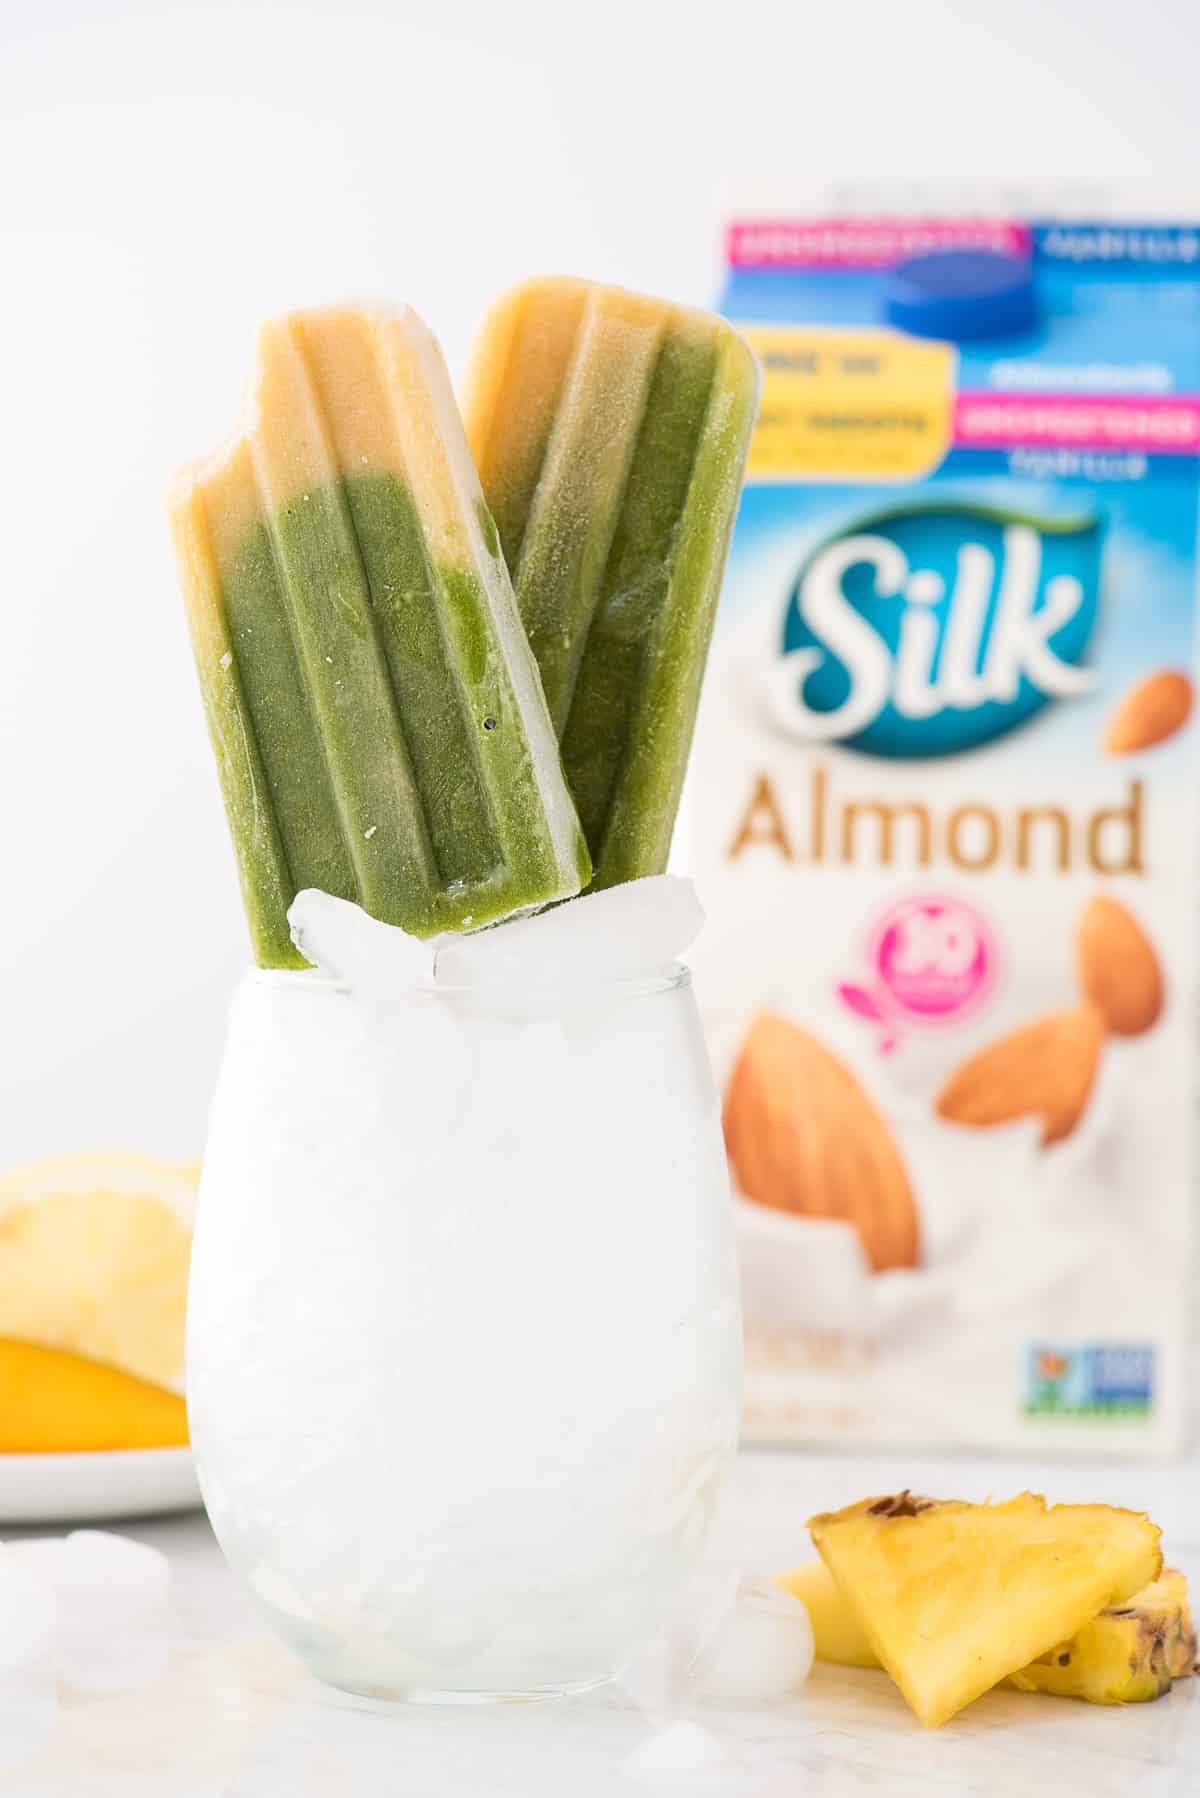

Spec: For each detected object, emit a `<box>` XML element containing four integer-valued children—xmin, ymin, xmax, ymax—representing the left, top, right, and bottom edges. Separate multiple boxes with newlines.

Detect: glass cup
<box><xmin>187</xmin><ymin>961</ymin><xmax>742</xmax><ymax>1702</ymax></box>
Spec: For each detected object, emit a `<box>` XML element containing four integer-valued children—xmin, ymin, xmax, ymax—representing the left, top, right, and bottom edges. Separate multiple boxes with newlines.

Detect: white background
<box><xmin>1</xmin><ymin>0</ymin><xmax>1196</xmax><ymax>1163</ymax></box>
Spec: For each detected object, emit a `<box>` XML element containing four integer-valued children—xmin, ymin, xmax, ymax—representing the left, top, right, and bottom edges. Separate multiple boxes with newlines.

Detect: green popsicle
<box><xmin>464</xmin><ymin>278</ymin><xmax>760</xmax><ymax>889</ymax></box>
<box><xmin>168</xmin><ymin>305</ymin><xmax>591</xmax><ymax>967</ymax></box>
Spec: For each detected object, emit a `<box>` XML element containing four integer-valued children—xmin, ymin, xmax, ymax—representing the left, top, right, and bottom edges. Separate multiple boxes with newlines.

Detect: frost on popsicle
<box><xmin>168</xmin><ymin>305</ymin><xmax>591</xmax><ymax>968</ymax></box>
<box><xmin>465</xmin><ymin>278</ymin><xmax>761</xmax><ymax>890</ymax></box>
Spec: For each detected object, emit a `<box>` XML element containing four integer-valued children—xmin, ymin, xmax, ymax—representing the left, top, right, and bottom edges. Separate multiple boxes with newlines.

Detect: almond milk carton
<box><xmin>695</xmin><ymin>213</ymin><xmax>1200</xmax><ymax>1454</ymax></box>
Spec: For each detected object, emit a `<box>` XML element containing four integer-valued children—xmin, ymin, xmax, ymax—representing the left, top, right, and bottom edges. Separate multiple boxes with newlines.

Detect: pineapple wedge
<box><xmin>779</xmin><ymin>1557</ymin><xmax>1196</xmax><ymax>1704</ymax></box>
<box><xmin>778</xmin><ymin>1558</ymin><xmax>881</xmax><ymax>1670</ymax></box>
<box><xmin>1010</xmin><ymin>1568</ymin><xmax>1196</xmax><ymax>1704</ymax></box>
<box><xmin>807</xmin><ymin>1491</ymin><xmax>1162</xmax><ymax>1727</ymax></box>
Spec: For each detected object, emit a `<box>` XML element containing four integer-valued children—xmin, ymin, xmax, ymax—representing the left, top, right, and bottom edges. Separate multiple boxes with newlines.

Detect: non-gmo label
<box><xmin>1025</xmin><ymin>1344</ymin><xmax>1154</xmax><ymax>1419</ymax></box>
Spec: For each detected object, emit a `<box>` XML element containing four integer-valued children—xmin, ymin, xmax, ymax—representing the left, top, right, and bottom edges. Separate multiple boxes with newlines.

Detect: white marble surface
<box><xmin>2</xmin><ymin>1448</ymin><xmax>1198</xmax><ymax>1797</ymax></box>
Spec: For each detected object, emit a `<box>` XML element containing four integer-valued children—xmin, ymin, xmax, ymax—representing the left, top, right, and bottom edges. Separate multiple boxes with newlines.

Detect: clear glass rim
<box><xmin>247</xmin><ymin>962</ymin><xmax>692</xmax><ymax>1000</ymax></box>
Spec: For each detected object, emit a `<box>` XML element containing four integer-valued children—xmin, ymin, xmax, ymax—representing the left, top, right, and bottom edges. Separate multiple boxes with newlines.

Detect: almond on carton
<box><xmin>935</xmin><ymin>1006</ymin><xmax>1104</xmax><ymax>1145</ymax></box>
<box><xmin>723</xmin><ymin>1012</ymin><xmax>920</xmax><ymax>1273</ymax></box>
<box><xmin>1105</xmin><ymin>670</ymin><xmax>1194</xmax><ymax>755</ymax></box>
<box><xmin>699</xmin><ymin>206</ymin><xmax>1200</xmax><ymax>1455</ymax></box>
<box><xmin>1077</xmin><ymin>895</ymin><xmax>1164</xmax><ymax>1036</ymax></box>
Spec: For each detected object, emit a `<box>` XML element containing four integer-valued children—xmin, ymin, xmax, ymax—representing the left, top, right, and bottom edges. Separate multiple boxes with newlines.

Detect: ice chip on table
<box><xmin>0</xmin><ymin>1555</ymin><xmax>57</xmax><ymax>1670</ymax></box>
<box><xmin>621</xmin><ymin>1720</ymin><xmax>729</xmax><ymax>1781</ymax></box>
<box><xmin>287</xmin><ymin>889</ymin><xmax>433</xmax><ymax>994</ymax></box>
<box><xmin>56</xmin><ymin>1531</ymin><xmax>169</xmax><ymax>1694</ymax></box>
<box><xmin>465</xmin><ymin>277</ymin><xmax>760</xmax><ymax>890</ymax></box>
<box><xmin>0</xmin><ymin>1553</ymin><xmax>58</xmax><ymax>1767</ymax></box>
<box><xmin>168</xmin><ymin>303</ymin><xmax>591</xmax><ymax>968</ymax></box>
<box><xmin>693</xmin><ymin>1576</ymin><xmax>814</xmax><ymax>1702</ymax></box>
<box><xmin>2</xmin><ymin>1538</ymin><xmax>66</xmax><ymax>1582</ymax></box>
<box><xmin>433</xmin><ymin>875</ymin><xmax>704</xmax><ymax>989</ymax></box>
<box><xmin>619</xmin><ymin>1561</ymin><xmax>741</xmax><ymax>1719</ymax></box>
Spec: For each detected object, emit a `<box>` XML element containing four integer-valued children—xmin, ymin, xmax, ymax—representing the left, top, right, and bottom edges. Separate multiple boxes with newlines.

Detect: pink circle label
<box><xmin>871</xmin><ymin>896</ymin><xmax>996</xmax><ymax>1021</ymax></box>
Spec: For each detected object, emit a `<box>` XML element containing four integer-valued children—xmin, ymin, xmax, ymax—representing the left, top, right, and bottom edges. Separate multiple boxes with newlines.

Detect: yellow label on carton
<box><xmin>743</xmin><ymin>327</ymin><xmax>956</xmax><ymax>482</ymax></box>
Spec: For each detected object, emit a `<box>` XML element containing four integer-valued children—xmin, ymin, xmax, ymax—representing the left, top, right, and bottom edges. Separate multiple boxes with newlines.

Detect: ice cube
<box><xmin>288</xmin><ymin>889</ymin><xmax>433</xmax><ymax>993</ymax></box>
<box><xmin>621</xmin><ymin>1720</ymin><xmax>728</xmax><ymax>1781</ymax></box>
<box><xmin>433</xmin><ymin>877</ymin><xmax>704</xmax><ymax>991</ymax></box>
<box><xmin>694</xmin><ymin>1575</ymin><xmax>813</xmax><ymax>1702</ymax></box>
<box><xmin>56</xmin><ymin>1531</ymin><xmax>169</xmax><ymax>1694</ymax></box>
<box><xmin>0</xmin><ymin>1555</ymin><xmax>59</xmax><ymax>1768</ymax></box>
<box><xmin>0</xmin><ymin>1554</ymin><xmax>57</xmax><ymax>1670</ymax></box>
<box><xmin>2</xmin><ymin>1537</ymin><xmax>65</xmax><ymax>1582</ymax></box>
<box><xmin>618</xmin><ymin>1564</ymin><xmax>741</xmax><ymax>1719</ymax></box>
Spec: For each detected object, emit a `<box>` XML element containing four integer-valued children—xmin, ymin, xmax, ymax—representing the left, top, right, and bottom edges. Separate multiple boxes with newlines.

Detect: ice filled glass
<box><xmin>187</xmin><ymin>899</ymin><xmax>742</xmax><ymax>1703</ymax></box>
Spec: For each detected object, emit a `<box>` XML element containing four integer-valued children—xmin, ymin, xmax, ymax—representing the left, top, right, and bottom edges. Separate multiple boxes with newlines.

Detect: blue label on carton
<box><xmin>778</xmin><ymin>501</ymin><xmax>1102</xmax><ymax>757</ymax></box>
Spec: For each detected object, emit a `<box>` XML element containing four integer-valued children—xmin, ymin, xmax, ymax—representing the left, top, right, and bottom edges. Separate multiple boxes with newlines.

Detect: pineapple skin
<box><xmin>807</xmin><ymin>1491</ymin><xmax>1163</xmax><ymax>1727</ymax></box>
<box><xmin>780</xmin><ymin>1558</ymin><xmax>1195</xmax><ymax>1705</ymax></box>
<box><xmin>1009</xmin><ymin>1569</ymin><xmax>1196</xmax><ymax>1705</ymax></box>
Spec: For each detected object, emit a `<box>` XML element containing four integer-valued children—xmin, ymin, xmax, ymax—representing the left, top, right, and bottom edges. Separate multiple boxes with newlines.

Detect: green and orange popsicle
<box><xmin>465</xmin><ymin>278</ymin><xmax>760</xmax><ymax>889</ymax></box>
<box><xmin>169</xmin><ymin>305</ymin><xmax>590</xmax><ymax>966</ymax></box>
<box><xmin>169</xmin><ymin>285</ymin><xmax>758</xmax><ymax>960</ymax></box>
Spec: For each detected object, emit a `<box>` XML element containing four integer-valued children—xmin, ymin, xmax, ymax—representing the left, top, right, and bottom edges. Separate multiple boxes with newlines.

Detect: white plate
<box><xmin>0</xmin><ymin>1447</ymin><xmax>202</xmax><ymax>1525</ymax></box>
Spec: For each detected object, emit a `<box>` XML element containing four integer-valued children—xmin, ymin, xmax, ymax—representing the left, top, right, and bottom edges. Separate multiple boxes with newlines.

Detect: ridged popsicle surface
<box><xmin>168</xmin><ymin>305</ymin><xmax>590</xmax><ymax>967</ymax></box>
<box><xmin>465</xmin><ymin>279</ymin><xmax>760</xmax><ymax>888</ymax></box>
